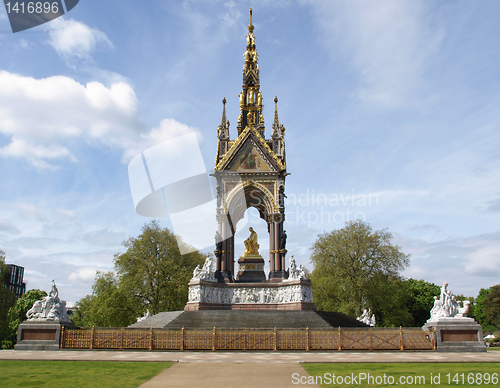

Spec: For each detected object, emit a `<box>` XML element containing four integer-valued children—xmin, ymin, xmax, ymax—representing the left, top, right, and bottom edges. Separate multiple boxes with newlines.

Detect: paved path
<box><xmin>138</xmin><ymin>362</ymin><xmax>316</xmax><ymax>388</ymax></box>
<box><xmin>1</xmin><ymin>349</ymin><xmax>500</xmax><ymax>363</ymax></box>
<box><xmin>1</xmin><ymin>350</ymin><xmax>499</xmax><ymax>388</ymax></box>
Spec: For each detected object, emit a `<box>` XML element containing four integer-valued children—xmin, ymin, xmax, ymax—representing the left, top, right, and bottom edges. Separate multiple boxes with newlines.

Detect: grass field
<box><xmin>301</xmin><ymin>363</ymin><xmax>500</xmax><ymax>388</ymax></box>
<box><xmin>0</xmin><ymin>360</ymin><xmax>173</xmax><ymax>388</ymax></box>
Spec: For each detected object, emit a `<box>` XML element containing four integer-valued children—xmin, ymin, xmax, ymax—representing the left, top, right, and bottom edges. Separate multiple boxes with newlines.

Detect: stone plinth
<box><xmin>423</xmin><ymin>317</ymin><xmax>486</xmax><ymax>352</ymax></box>
<box><xmin>185</xmin><ymin>278</ymin><xmax>315</xmax><ymax>311</ymax></box>
<box><xmin>15</xmin><ymin>320</ymin><xmax>75</xmax><ymax>350</ymax></box>
<box><xmin>236</xmin><ymin>253</ymin><xmax>266</xmax><ymax>282</ymax></box>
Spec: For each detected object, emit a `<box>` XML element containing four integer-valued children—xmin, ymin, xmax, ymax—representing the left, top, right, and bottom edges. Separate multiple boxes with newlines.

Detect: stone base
<box><xmin>15</xmin><ymin>321</ymin><xmax>75</xmax><ymax>351</ymax></box>
<box><xmin>423</xmin><ymin>318</ymin><xmax>486</xmax><ymax>352</ymax></box>
<box><xmin>186</xmin><ymin>279</ymin><xmax>315</xmax><ymax>311</ymax></box>
<box><xmin>236</xmin><ymin>253</ymin><xmax>266</xmax><ymax>282</ymax></box>
<box><xmin>184</xmin><ymin>301</ymin><xmax>316</xmax><ymax>311</ymax></box>
<box><xmin>268</xmin><ymin>270</ymin><xmax>288</xmax><ymax>282</ymax></box>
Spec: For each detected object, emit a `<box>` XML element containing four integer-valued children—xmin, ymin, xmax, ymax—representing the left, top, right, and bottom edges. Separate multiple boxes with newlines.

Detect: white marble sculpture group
<box><xmin>428</xmin><ymin>282</ymin><xmax>470</xmax><ymax>322</ymax></box>
<box><xmin>190</xmin><ymin>257</ymin><xmax>216</xmax><ymax>282</ymax></box>
<box><xmin>287</xmin><ymin>256</ymin><xmax>308</xmax><ymax>280</ymax></box>
<box><xmin>357</xmin><ymin>308</ymin><xmax>376</xmax><ymax>327</ymax></box>
<box><xmin>26</xmin><ymin>280</ymin><xmax>70</xmax><ymax>322</ymax></box>
<box><xmin>136</xmin><ymin>309</ymin><xmax>151</xmax><ymax>322</ymax></box>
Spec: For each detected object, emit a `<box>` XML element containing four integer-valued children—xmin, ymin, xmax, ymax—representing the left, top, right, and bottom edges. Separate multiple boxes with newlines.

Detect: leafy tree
<box><xmin>484</xmin><ymin>285</ymin><xmax>500</xmax><ymax>329</ymax></box>
<box><xmin>71</xmin><ymin>272</ymin><xmax>135</xmax><ymax>327</ymax></box>
<box><xmin>474</xmin><ymin>287</ymin><xmax>496</xmax><ymax>332</ymax></box>
<box><xmin>114</xmin><ymin>221</ymin><xmax>204</xmax><ymax>315</ymax></box>
<box><xmin>4</xmin><ymin>289</ymin><xmax>47</xmax><ymax>348</ymax></box>
<box><xmin>74</xmin><ymin>221</ymin><xmax>205</xmax><ymax>327</ymax></box>
<box><xmin>478</xmin><ymin>285</ymin><xmax>500</xmax><ymax>331</ymax></box>
<box><xmin>310</xmin><ymin>220</ymin><xmax>410</xmax><ymax>321</ymax></box>
<box><xmin>403</xmin><ymin>278</ymin><xmax>440</xmax><ymax>327</ymax></box>
<box><xmin>366</xmin><ymin>274</ymin><xmax>413</xmax><ymax>327</ymax></box>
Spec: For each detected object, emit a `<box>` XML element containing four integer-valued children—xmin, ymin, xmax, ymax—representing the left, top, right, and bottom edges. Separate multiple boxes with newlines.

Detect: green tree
<box><xmin>484</xmin><ymin>285</ymin><xmax>500</xmax><ymax>329</ymax></box>
<box><xmin>480</xmin><ymin>285</ymin><xmax>500</xmax><ymax>331</ymax></box>
<box><xmin>74</xmin><ymin>221</ymin><xmax>204</xmax><ymax>327</ymax></box>
<box><xmin>404</xmin><ymin>278</ymin><xmax>440</xmax><ymax>327</ymax></box>
<box><xmin>4</xmin><ymin>289</ymin><xmax>47</xmax><ymax>348</ymax></box>
<box><xmin>71</xmin><ymin>272</ymin><xmax>135</xmax><ymax>327</ymax></box>
<box><xmin>366</xmin><ymin>274</ymin><xmax>413</xmax><ymax>327</ymax></box>
<box><xmin>310</xmin><ymin>220</ymin><xmax>410</xmax><ymax>321</ymax></box>
<box><xmin>114</xmin><ymin>221</ymin><xmax>204</xmax><ymax>315</ymax></box>
<box><xmin>474</xmin><ymin>287</ymin><xmax>495</xmax><ymax>332</ymax></box>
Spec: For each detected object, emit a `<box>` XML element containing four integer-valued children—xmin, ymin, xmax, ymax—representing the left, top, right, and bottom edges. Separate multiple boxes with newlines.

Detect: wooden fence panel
<box><xmin>60</xmin><ymin>327</ymin><xmax>434</xmax><ymax>351</ymax></box>
<box><xmin>277</xmin><ymin>329</ymin><xmax>307</xmax><ymax>351</ymax></box>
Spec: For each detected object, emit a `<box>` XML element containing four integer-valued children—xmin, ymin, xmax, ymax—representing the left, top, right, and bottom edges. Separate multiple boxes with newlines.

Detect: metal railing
<box><xmin>60</xmin><ymin>326</ymin><xmax>435</xmax><ymax>351</ymax></box>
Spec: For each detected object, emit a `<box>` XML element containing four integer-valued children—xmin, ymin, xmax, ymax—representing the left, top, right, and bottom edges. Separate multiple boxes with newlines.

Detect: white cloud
<box><xmin>48</xmin><ymin>18</ymin><xmax>113</xmax><ymax>63</ymax></box>
<box><xmin>122</xmin><ymin>118</ymin><xmax>203</xmax><ymax>162</ymax></box>
<box><xmin>0</xmin><ymin>71</ymin><xmax>196</xmax><ymax>168</ymax></box>
<box><xmin>69</xmin><ymin>267</ymin><xmax>97</xmax><ymax>282</ymax></box>
<box><xmin>0</xmin><ymin>138</ymin><xmax>76</xmax><ymax>170</ymax></box>
<box><xmin>307</xmin><ymin>0</ymin><xmax>444</xmax><ymax>108</ymax></box>
<box><xmin>463</xmin><ymin>237</ymin><xmax>500</xmax><ymax>276</ymax></box>
<box><xmin>15</xmin><ymin>203</ymin><xmax>47</xmax><ymax>222</ymax></box>
<box><xmin>0</xmin><ymin>218</ymin><xmax>20</xmax><ymax>234</ymax></box>
<box><xmin>400</xmin><ymin>232</ymin><xmax>500</xmax><ymax>297</ymax></box>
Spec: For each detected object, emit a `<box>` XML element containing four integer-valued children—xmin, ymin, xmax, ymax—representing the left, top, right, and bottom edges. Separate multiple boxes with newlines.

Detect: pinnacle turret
<box><xmin>272</xmin><ymin>96</ymin><xmax>281</xmax><ymax>139</ymax></box>
<box><xmin>218</xmin><ymin>97</ymin><xmax>229</xmax><ymax>140</ymax></box>
<box><xmin>237</xmin><ymin>8</ymin><xmax>264</xmax><ymax>137</ymax></box>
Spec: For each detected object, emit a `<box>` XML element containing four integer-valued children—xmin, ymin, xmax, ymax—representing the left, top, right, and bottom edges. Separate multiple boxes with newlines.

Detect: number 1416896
<box><xmin>5</xmin><ymin>2</ymin><xmax>59</xmax><ymax>14</ymax></box>
<box><xmin>446</xmin><ymin>373</ymin><xmax>498</xmax><ymax>385</ymax></box>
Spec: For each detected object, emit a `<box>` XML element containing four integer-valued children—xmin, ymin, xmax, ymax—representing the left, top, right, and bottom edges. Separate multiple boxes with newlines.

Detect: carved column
<box><xmin>221</xmin><ymin>222</ymin><xmax>227</xmax><ymax>272</ymax></box>
<box><xmin>269</xmin><ymin>222</ymin><xmax>275</xmax><ymax>272</ymax></box>
<box><xmin>274</xmin><ymin>220</ymin><xmax>281</xmax><ymax>271</ymax></box>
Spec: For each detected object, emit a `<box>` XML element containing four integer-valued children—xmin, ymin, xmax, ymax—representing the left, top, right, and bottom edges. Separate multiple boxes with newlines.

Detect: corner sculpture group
<box><xmin>26</xmin><ymin>280</ymin><xmax>70</xmax><ymax>322</ymax></box>
<box><xmin>429</xmin><ymin>282</ymin><xmax>470</xmax><ymax>320</ymax></box>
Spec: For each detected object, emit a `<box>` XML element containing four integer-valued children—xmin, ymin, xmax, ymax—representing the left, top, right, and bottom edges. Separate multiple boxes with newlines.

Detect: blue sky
<box><xmin>0</xmin><ymin>0</ymin><xmax>499</xmax><ymax>305</ymax></box>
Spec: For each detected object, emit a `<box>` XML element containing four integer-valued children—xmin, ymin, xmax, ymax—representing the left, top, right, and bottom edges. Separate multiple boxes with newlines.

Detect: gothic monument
<box><xmin>185</xmin><ymin>9</ymin><xmax>314</xmax><ymax>311</ymax></box>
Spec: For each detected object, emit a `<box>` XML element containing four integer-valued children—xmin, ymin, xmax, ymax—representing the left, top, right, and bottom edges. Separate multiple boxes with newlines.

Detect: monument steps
<box><xmin>129</xmin><ymin>310</ymin><xmax>367</xmax><ymax>329</ymax></box>
<box><xmin>129</xmin><ymin>311</ymin><xmax>184</xmax><ymax>328</ymax></box>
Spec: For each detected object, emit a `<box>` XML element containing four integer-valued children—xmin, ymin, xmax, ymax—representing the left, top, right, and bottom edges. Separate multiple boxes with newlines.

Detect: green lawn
<box><xmin>0</xmin><ymin>360</ymin><xmax>173</xmax><ymax>388</ymax></box>
<box><xmin>302</xmin><ymin>363</ymin><xmax>500</xmax><ymax>388</ymax></box>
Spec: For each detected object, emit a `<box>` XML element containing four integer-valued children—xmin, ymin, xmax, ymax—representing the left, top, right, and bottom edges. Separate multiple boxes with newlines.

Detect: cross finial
<box><xmin>248</xmin><ymin>8</ymin><xmax>254</xmax><ymax>33</ymax></box>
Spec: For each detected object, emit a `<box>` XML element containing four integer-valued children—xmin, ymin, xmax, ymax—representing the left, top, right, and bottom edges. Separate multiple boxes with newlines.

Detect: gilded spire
<box><xmin>249</xmin><ymin>7</ymin><xmax>254</xmax><ymax>33</ymax></box>
<box><xmin>238</xmin><ymin>8</ymin><xmax>262</xmax><ymax>136</ymax></box>
<box><xmin>221</xmin><ymin>97</ymin><xmax>227</xmax><ymax>126</ymax></box>
<box><xmin>272</xmin><ymin>96</ymin><xmax>281</xmax><ymax>139</ymax></box>
<box><xmin>218</xmin><ymin>97</ymin><xmax>229</xmax><ymax>139</ymax></box>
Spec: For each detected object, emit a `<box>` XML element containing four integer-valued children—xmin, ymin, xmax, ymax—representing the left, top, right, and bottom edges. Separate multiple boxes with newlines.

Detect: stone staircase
<box><xmin>129</xmin><ymin>310</ymin><xmax>367</xmax><ymax>329</ymax></box>
<box><xmin>129</xmin><ymin>311</ymin><xmax>184</xmax><ymax>328</ymax></box>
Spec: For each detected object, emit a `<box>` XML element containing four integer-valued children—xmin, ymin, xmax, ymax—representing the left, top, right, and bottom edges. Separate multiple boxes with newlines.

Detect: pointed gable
<box><xmin>215</xmin><ymin>126</ymin><xmax>285</xmax><ymax>172</ymax></box>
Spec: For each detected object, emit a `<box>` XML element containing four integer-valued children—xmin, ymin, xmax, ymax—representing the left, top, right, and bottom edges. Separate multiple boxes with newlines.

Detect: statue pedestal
<box><xmin>236</xmin><ymin>253</ymin><xmax>266</xmax><ymax>282</ymax></box>
<box><xmin>423</xmin><ymin>318</ymin><xmax>486</xmax><ymax>352</ymax></box>
<box><xmin>15</xmin><ymin>320</ymin><xmax>75</xmax><ymax>350</ymax></box>
<box><xmin>185</xmin><ymin>278</ymin><xmax>315</xmax><ymax>311</ymax></box>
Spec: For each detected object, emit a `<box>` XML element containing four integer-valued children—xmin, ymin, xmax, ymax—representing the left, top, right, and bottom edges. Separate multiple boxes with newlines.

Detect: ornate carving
<box><xmin>357</xmin><ymin>308</ymin><xmax>376</xmax><ymax>327</ymax></box>
<box><xmin>136</xmin><ymin>309</ymin><xmax>151</xmax><ymax>323</ymax></box>
<box><xmin>26</xmin><ymin>280</ymin><xmax>71</xmax><ymax>322</ymax></box>
<box><xmin>190</xmin><ymin>257</ymin><xmax>216</xmax><ymax>282</ymax></box>
<box><xmin>287</xmin><ymin>256</ymin><xmax>308</xmax><ymax>280</ymax></box>
<box><xmin>187</xmin><ymin>283</ymin><xmax>313</xmax><ymax>304</ymax></box>
<box><xmin>427</xmin><ymin>282</ymin><xmax>471</xmax><ymax>322</ymax></box>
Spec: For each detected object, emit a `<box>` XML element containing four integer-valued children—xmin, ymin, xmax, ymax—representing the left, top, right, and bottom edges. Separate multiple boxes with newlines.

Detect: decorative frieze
<box><xmin>187</xmin><ymin>280</ymin><xmax>313</xmax><ymax>305</ymax></box>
